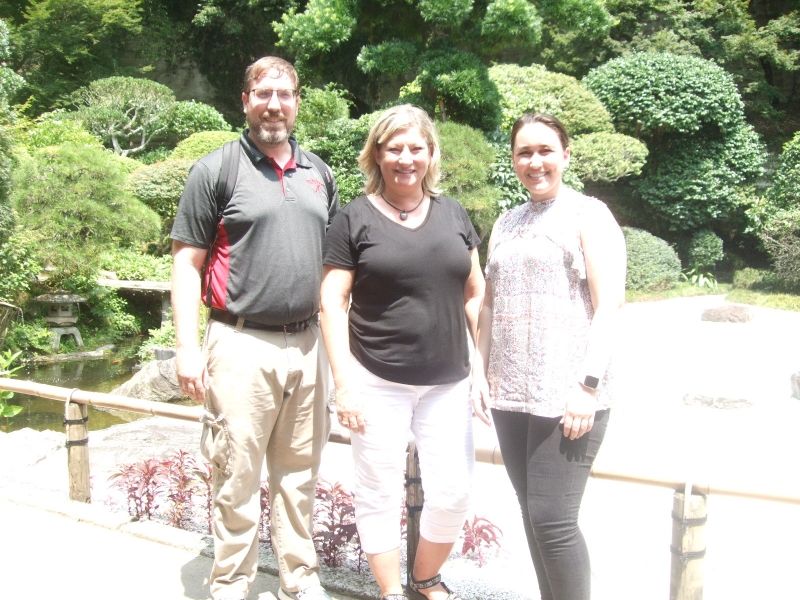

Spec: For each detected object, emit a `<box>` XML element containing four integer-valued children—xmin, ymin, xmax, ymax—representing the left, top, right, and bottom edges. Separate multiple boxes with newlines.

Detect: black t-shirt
<box><xmin>324</xmin><ymin>195</ymin><xmax>480</xmax><ymax>385</ymax></box>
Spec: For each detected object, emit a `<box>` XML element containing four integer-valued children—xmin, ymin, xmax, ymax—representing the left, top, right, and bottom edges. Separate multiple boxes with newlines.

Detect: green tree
<box><xmin>400</xmin><ymin>50</ymin><xmax>501</xmax><ymax>132</ymax></box>
<box><xmin>13</xmin><ymin>0</ymin><xmax>145</xmax><ymax>112</ymax></box>
<box><xmin>584</xmin><ymin>52</ymin><xmax>767</xmax><ymax>240</ymax></box>
<box><xmin>70</xmin><ymin>76</ymin><xmax>175</xmax><ymax>156</ymax></box>
<box><xmin>766</xmin><ymin>131</ymin><xmax>800</xmax><ymax>211</ymax></box>
<box><xmin>11</xmin><ymin>143</ymin><xmax>160</xmax><ymax>285</ymax></box>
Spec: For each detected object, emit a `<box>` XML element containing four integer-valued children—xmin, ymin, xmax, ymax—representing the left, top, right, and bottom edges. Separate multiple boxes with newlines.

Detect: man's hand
<box><xmin>176</xmin><ymin>346</ymin><xmax>209</xmax><ymax>403</ymax></box>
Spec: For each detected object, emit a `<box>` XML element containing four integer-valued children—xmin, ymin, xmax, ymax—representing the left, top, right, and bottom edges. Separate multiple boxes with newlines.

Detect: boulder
<box><xmin>111</xmin><ymin>357</ymin><xmax>183</xmax><ymax>403</ymax></box>
<box><xmin>701</xmin><ymin>304</ymin><xmax>752</xmax><ymax>323</ymax></box>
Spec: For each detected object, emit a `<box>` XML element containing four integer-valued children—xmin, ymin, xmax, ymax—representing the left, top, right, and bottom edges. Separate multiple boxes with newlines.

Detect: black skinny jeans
<box><xmin>492</xmin><ymin>408</ymin><xmax>609</xmax><ymax>600</ymax></box>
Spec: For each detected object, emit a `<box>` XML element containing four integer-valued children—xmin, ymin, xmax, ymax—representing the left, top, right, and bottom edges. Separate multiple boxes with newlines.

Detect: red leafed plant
<box><xmin>109</xmin><ymin>458</ymin><xmax>162</xmax><ymax>520</ymax></box>
<box><xmin>313</xmin><ymin>479</ymin><xmax>359</xmax><ymax>567</ymax></box>
<box><xmin>158</xmin><ymin>450</ymin><xmax>200</xmax><ymax>529</ymax></box>
<box><xmin>460</xmin><ymin>515</ymin><xmax>502</xmax><ymax>566</ymax></box>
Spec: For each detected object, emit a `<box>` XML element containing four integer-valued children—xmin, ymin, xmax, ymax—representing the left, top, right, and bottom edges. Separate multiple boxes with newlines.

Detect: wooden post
<box><xmin>670</xmin><ymin>488</ymin><xmax>707</xmax><ymax>600</ymax></box>
<box><xmin>405</xmin><ymin>442</ymin><xmax>423</xmax><ymax>579</ymax></box>
<box><xmin>64</xmin><ymin>395</ymin><xmax>91</xmax><ymax>502</ymax></box>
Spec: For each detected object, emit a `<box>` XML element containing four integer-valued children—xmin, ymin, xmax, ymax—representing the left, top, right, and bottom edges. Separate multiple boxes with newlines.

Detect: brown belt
<box><xmin>210</xmin><ymin>308</ymin><xmax>316</xmax><ymax>333</ymax></box>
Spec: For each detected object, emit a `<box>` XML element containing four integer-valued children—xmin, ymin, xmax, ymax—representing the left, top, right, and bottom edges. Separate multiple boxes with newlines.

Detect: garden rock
<box><xmin>701</xmin><ymin>304</ymin><xmax>752</xmax><ymax>322</ymax></box>
<box><xmin>111</xmin><ymin>357</ymin><xmax>183</xmax><ymax>403</ymax></box>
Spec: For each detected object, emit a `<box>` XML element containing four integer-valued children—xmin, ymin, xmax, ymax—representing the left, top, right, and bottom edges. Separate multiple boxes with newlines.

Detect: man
<box><xmin>170</xmin><ymin>56</ymin><xmax>338</xmax><ymax>600</ymax></box>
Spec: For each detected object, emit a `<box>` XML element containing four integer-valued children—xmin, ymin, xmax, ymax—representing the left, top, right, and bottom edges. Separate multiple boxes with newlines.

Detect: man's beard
<box><xmin>250</xmin><ymin>117</ymin><xmax>292</xmax><ymax>146</ymax></box>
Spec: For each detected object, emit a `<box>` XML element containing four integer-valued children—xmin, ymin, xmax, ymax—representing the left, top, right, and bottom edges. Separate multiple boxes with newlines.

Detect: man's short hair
<box><xmin>242</xmin><ymin>56</ymin><xmax>299</xmax><ymax>93</ymax></box>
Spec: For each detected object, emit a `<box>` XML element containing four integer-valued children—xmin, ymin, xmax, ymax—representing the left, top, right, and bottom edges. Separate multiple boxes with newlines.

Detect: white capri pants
<box><xmin>349</xmin><ymin>359</ymin><xmax>474</xmax><ymax>555</ymax></box>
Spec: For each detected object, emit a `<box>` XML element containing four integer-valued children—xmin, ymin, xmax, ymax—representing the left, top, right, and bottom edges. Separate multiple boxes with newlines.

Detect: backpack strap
<box><xmin>203</xmin><ymin>140</ymin><xmax>240</xmax><ymax>307</ymax></box>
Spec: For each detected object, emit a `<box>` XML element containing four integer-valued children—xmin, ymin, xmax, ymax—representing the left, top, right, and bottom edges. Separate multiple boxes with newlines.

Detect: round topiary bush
<box><xmin>170</xmin><ymin>130</ymin><xmax>241</xmax><ymax>161</ymax></box>
<box><xmin>623</xmin><ymin>226</ymin><xmax>682</xmax><ymax>292</ymax></box>
<box><xmin>489</xmin><ymin>63</ymin><xmax>614</xmax><ymax>136</ymax></box>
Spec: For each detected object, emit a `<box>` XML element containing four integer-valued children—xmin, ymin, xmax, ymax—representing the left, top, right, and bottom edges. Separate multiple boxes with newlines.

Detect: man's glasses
<box><xmin>249</xmin><ymin>88</ymin><xmax>297</xmax><ymax>103</ymax></box>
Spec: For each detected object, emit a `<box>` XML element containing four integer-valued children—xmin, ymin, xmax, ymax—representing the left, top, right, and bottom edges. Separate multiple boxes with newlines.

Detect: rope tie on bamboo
<box><xmin>64</xmin><ymin>388</ymin><xmax>88</xmax><ymax>447</ymax></box>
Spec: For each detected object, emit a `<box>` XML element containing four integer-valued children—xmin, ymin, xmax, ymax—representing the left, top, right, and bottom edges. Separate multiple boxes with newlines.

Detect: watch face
<box><xmin>583</xmin><ymin>375</ymin><xmax>600</xmax><ymax>389</ymax></box>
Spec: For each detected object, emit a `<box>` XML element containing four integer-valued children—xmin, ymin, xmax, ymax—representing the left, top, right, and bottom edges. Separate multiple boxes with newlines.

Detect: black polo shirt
<box><xmin>171</xmin><ymin>132</ymin><xmax>339</xmax><ymax>325</ymax></box>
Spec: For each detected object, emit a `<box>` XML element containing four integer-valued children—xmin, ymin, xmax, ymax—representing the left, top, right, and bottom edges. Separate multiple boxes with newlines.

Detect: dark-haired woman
<box><xmin>472</xmin><ymin>113</ymin><xmax>626</xmax><ymax>600</ymax></box>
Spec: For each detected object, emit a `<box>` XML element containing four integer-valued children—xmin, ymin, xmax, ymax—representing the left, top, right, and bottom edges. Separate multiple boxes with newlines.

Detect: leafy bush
<box><xmin>418</xmin><ymin>0</ymin><xmax>473</xmax><ymax>27</ymax></box>
<box><xmin>170</xmin><ymin>130</ymin><xmax>241</xmax><ymax>161</ymax></box>
<box><xmin>10</xmin><ymin>143</ymin><xmax>161</xmax><ymax>285</ymax></box>
<box><xmin>356</xmin><ymin>41</ymin><xmax>418</xmax><ymax>77</ymax></box>
<box><xmin>157</xmin><ymin>100</ymin><xmax>231</xmax><ymax>147</ymax></box>
<box><xmin>303</xmin><ymin>114</ymin><xmax>374</xmax><ymax>204</ymax></box>
<box><xmin>570</xmin><ymin>132</ymin><xmax>648</xmax><ymax>183</ymax></box>
<box><xmin>0</xmin><ymin>232</ymin><xmax>40</xmax><ymax>304</ymax></box>
<box><xmin>623</xmin><ymin>227</ymin><xmax>682</xmax><ymax>292</ymax></box>
<box><xmin>481</xmin><ymin>0</ymin><xmax>542</xmax><ymax>54</ymax></box>
<box><xmin>19</xmin><ymin>111</ymin><xmax>102</xmax><ymax>151</ymax></box>
<box><xmin>98</xmin><ymin>250</ymin><xmax>172</xmax><ymax>281</ymax></box>
<box><xmin>634</xmin><ymin>124</ymin><xmax>765</xmax><ymax>233</ymax></box>
<box><xmin>127</xmin><ymin>159</ymin><xmax>194</xmax><ymax>223</ymax></box>
<box><xmin>2</xmin><ymin>319</ymin><xmax>53</xmax><ymax>354</ymax></box>
<box><xmin>295</xmin><ymin>85</ymin><xmax>351</xmax><ymax>143</ymax></box>
<box><xmin>401</xmin><ymin>50</ymin><xmax>501</xmax><ymax>133</ymax></box>
<box><xmin>583</xmin><ymin>52</ymin><xmax>746</xmax><ymax>137</ymax></box>
<box><xmin>766</xmin><ymin>132</ymin><xmax>800</xmax><ymax>212</ymax></box>
<box><xmin>273</xmin><ymin>0</ymin><xmax>357</xmax><ymax>61</ymax></box>
<box><xmin>760</xmin><ymin>207</ymin><xmax>800</xmax><ymax>290</ymax></box>
<box><xmin>488</xmin><ymin>63</ymin><xmax>614</xmax><ymax>135</ymax></box>
<box><xmin>685</xmin><ymin>230</ymin><xmax>724</xmax><ymax>272</ymax></box>
<box><xmin>137</xmin><ymin>320</ymin><xmax>176</xmax><ymax>362</ymax></box>
<box><xmin>731</xmin><ymin>267</ymin><xmax>771</xmax><ymax>290</ymax></box>
<box><xmin>438</xmin><ymin>121</ymin><xmax>502</xmax><ymax>241</ymax></box>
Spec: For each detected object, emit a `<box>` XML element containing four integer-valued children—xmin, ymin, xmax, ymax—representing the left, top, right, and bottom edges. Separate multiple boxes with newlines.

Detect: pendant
<box><xmin>399</xmin><ymin>211</ymin><xmax>408</xmax><ymax>221</ymax></box>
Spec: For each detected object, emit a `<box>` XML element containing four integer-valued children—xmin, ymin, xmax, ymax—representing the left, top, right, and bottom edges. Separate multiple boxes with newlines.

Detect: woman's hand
<box><xmin>560</xmin><ymin>384</ymin><xmax>597</xmax><ymax>440</ymax></box>
<box><xmin>335</xmin><ymin>388</ymin><xmax>366</xmax><ymax>434</ymax></box>
<box><xmin>471</xmin><ymin>372</ymin><xmax>493</xmax><ymax>426</ymax></box>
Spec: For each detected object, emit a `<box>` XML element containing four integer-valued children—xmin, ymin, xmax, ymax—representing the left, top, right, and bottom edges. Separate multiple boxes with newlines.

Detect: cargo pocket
<box><xmin>200</xmin><ymin>410</ymin><xmax>232</xmax><ymax>478</ymax></box>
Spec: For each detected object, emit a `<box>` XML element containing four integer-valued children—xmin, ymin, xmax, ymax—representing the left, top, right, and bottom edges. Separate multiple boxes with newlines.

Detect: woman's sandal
<box><xmin>407</xmin><ymin>574</ymin><xmax>462</xmax><ymax>600</ymax></box>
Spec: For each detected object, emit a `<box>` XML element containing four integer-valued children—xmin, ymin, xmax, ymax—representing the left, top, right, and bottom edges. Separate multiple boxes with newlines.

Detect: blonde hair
<box><xmin>358</xmin><ymin>104</ymin><xmax>442</xmax><ymax>196</ymax></box>
<box><xmin>242</xmin><ymin>56</ymin><xmax>299</xmax><ymax>93</ymax></box>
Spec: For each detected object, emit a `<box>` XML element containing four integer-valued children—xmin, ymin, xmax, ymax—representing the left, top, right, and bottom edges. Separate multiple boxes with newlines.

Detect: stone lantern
<box><xmin>34</xmin><ymin>293</ymin><xmax>87</xmax><ymax>351</ymax></box>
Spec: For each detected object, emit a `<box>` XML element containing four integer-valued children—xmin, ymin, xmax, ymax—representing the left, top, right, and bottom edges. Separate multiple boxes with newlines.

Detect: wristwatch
<box><xmin>581</xmin><ymin>375</ymin><xmax>600</xmax><ymax>390</ymax></box>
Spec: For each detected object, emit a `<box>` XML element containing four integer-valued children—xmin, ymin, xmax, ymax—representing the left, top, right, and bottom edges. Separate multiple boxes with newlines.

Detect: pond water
<box><xmin>2</xmin><ymin>348</ymin><xmax>143</xmax><ymax>434</ymax></box>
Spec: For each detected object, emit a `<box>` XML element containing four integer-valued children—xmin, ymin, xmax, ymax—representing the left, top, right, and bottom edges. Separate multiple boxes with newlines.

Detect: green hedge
<box><xmin>623</xmin><ymin>227</ymin><xmax>682</xmax><ymax>292</ymax></box>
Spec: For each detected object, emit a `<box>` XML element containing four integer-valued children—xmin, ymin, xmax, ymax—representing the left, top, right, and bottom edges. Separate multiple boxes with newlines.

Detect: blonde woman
<box><xmin>320</xmin><ymin>105</ymin><xmax>484</xmax><ymax>600</ymax></box>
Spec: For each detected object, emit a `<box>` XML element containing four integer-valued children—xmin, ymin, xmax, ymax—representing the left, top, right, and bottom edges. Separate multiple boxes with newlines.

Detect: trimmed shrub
<box><xmin>170</xmin><ymin>130</ymin><xmax>241</xmax><ymax>161</ymax></box>
<box><xmin>634</xmin><ymin>124</ymin><xmax>765</xmax><ymax>234</ymax></box>
<box><xmin>157</xmin><ymin>100</ymin><xmax>231</xmax><ymax>147</ymax></box>
<box><xmin>570</xmin><ymin>132</ymin><xmax>648</xmax><ymax>183</ymax></box>
<box><xmin>438</xmin><ymin>121</ymin><xmax>502</xmax><ymax>241</ymax></box>
<box><xmin>127</xmin><ymin>159</ymin><xmax>194</xmax><ymax>223</ymax></box>
<box><xmin>623</xmin><ymin>227</ymin><xmax>682</xmax><ymax>291</ymax></box>
<box><xmin>583</xmin><ymin>52</ymin><xmax>746</xmax><ymax>137</ymax></box>
<box><xmin>686</xmin><ymin>230</ymin><xmax>724</xmax><ymax>272</ymax></box>
<box><xmin>98</xmin><ymin>249</ymin><xmax>172</xmax><ymax>282</ymax></box>
<box><xmin>731</xmin><ymin>267</ymin><xmax>771</xmax><ymax>290</ymax></box>
<box><xmin>489</xmin><ymin>63</ymin><xmax>614</xmax><ymax>135</ymax></box>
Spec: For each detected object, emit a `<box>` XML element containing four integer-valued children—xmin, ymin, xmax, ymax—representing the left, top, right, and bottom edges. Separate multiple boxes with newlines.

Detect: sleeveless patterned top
<box><xmin>485</xmin><ymin>187</ymin><xmax>614</xmax><ymax>417</ymax></box>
